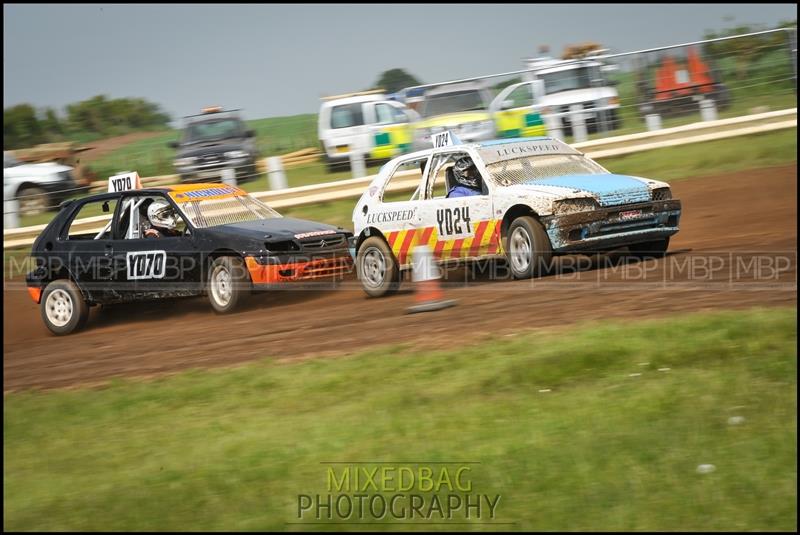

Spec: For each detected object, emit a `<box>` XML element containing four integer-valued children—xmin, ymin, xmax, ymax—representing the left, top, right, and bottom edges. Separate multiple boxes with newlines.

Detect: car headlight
<box><xmin>651</xmin><ymin>187</ymin><xmax>672</xmax><ymax>201</ymax></box>
<box><xmin>552</xmin><ymin>197</ymin><xmax>599</xmax><ymax>215</ymax></box>
<box><xmin>225</xmin><ymin>150</ymin><xmax>249</xmax><ymax>159</ymax></box>
<box><xmin>174</xmin><ymin>157</ymin><xmax>196</xmax><ymax>167</ymax></box>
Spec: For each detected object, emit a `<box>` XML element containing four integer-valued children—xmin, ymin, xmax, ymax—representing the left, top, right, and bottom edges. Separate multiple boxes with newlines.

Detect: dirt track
<box><xmin>4</xmin><ymin>165</ymin><xmax>797</xmax><ymax>391</ymax></box>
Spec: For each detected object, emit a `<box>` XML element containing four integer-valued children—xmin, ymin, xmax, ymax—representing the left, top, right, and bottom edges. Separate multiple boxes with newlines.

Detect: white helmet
<box><xmin>147</xmin><ymin>199</ymin><xmax>178</xmax><ymax>230</ymax></box>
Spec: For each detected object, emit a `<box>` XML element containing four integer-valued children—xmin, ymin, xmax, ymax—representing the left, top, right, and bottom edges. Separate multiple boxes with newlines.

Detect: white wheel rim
<box><xmin>20</xmin><ymin>194</ymin><xmax>47</xmax><ymax>216</ymax></box>
<box><xmin>211</xmin><ymin>265</ymin><xmax>232</xmax><ymax>307</ymax></box>
<box><xmin>510</xmin><ymin>227</ymin><xmax>532</xmax><ymax>272</ymax></box>
<box><xmin>45</xmin><ymin>288</ymin><xmax>73</xmax><ymax>327</ymax></box>
<box><xmin>362</xmin><ymin>247</ymin><xmax>386</xmax><ymax>288</ymax></box>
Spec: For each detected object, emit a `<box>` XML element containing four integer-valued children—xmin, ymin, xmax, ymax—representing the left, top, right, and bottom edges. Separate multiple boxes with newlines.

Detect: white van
<box><xmin>318</xmin><ymin>91</ymin><xmax>418</xmax><ymax>172</ymax></box>
<box><xmin>499</xmin><ymin>56</ymin><xmax>621</xmax><ymax>135</ymax></box>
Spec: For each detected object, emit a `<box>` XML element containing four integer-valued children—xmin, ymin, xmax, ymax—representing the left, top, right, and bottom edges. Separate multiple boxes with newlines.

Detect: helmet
<box><xmin>452</xmin><ymin>156</ymin><xmax>480</xmax><ymax>189</ymax></box>
<box><xmin>147</xmin><ymin>199</ymin><xmax>178</xmax><ymax>231</ymax></box>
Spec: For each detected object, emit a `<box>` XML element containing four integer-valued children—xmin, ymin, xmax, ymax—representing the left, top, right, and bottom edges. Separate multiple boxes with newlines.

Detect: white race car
<box><xmin>351</xmin><ymin>136</ymin><xmax>682</xmax><ymax>297</ymax></box>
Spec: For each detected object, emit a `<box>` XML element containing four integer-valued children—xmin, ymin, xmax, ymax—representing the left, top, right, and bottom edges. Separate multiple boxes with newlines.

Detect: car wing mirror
<box><xmin>168</xmin><ymin>141</ymin><xmax>179</xmax><ymax>149</ymax></box>
<box><xmin>246</xmin><ymin>130</ymin><xmax>256</xmax><ymax>138</ymax></box>
<box><xmin>102</xmin><ymin>201</ymin><xmax>111</xmax><ymax>213</ymax></box>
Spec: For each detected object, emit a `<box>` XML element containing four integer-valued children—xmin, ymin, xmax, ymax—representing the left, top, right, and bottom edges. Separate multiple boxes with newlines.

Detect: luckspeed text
<box><xmin>296</xmin><ymin>464</ymin><xmax>501</xmax><ymax>522</ymax></box>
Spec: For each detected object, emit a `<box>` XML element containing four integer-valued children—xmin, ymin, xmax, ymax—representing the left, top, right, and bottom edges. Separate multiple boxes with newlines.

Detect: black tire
<box><xmin>356</xmin><ymin>236</ymin><xmax>400</xmax><ymax>298</ymax></box>
<box><xmin>40</xmin><ymin>279</ymin><xmax>90</xmax><ymax>335</ymax></box>
<box><xmin>505</xmin><ymin>216</ymin><xmax>553</xmax><ymax>279</ymax></box>
<box><xmin>628</xmin><ymin>238</ymin><xmax>670</xmax><ymax>260</ymax></box>
<box><xmin>17</xmin><ymin>186</ymin><xmax>49</xmax><ymax>216</ymax></box>
<box><xmin>207</xmin><ymin>256</ymin><xmax>252</xmax><ymax>313</ymax></box>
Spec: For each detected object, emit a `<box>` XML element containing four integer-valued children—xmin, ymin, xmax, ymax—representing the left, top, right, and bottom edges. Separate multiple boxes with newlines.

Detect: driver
<box><xmin>447</xmin><ymin>156</ymin><xmax>483</xmax><ymax>198</ymax></box>
<box><xmin>144</xmin><ymin>199</ymin><xmax>181</xmax><ymax>238</ymax></box>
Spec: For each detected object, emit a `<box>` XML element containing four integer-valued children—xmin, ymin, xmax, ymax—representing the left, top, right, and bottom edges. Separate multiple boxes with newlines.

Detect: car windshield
<box><xmin>540</xmin><ymin>67</ymin><xmax>593</xmax><ymax>94</ymax></box>
<box><xmin>177</xmin><ymin>193</ymin><xmax>282</xmax><ymax>228</ymax></box>
<box><xmin>183</xmin><ymin>118</ymin><xmax>245</xmax><ymax>144</ymax></box>
<box><xmin>484</xmin><ymin>154</ymin><xmax>608</xmax><ymax>186</ymax></box>
<box><xmin>421</xmin><ymin>90</ymin><xmax>487</xmax><ymax>117</ymax></box>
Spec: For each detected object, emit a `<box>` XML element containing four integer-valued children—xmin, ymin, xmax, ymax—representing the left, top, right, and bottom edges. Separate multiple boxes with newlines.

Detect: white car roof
<box><xmin>320</xmin><ymin>94</ymin><xmax>385</xmax><ymax>108</ymax></box>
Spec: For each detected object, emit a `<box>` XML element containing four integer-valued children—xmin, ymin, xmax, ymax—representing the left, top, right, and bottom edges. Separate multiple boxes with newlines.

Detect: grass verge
<box><xmin>3</xmin><ymin>307</ymin><xmax>797</xmax><ymax>531</ymax></box>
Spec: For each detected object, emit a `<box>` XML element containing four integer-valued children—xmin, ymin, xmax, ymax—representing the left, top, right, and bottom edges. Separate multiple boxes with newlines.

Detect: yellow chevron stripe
<box><xmin>480</xmin><ymin>220</ymin><xmax>495</xmax><ymax>251</ymax></box>
<box><xmin>392</xmin><ymin>230</ymin><xmax>408</xmax><ymax>256</ymax></box>
<box><xmin>441</xmin><ymin>238</ymin><xmax>456</xmax><ymax>260</ymax></box>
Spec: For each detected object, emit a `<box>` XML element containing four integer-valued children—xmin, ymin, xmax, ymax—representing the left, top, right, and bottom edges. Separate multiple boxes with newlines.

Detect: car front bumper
<box><xmin>177</xmin><ymin>157</ymin><xmax>259</xmax><ymax>183</ymax></box>
<box><xmin>541</xmin><ymin>199</ymin><xmax>682</xmax><ymax>253</ymax></box>
<box><xmin>245</xmin><ymin>253</ymin><xmax>355</xmax><ymax>287</ymax></box>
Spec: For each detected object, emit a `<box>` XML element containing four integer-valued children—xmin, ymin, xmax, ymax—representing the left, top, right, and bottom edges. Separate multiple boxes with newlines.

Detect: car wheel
<box><xmin>506</xmin><ymin>216</ymin><xmax>553</xmax><ymax>279</ymax></box>
<box><xmin>628</xmin><ymin>238</ymin><xmax>670</xmax><ymax>260</ymax></box>
<box><xmin>208</xmin><ymin>256</ymin><xmax>251</xmax><ymax>313</ymax></box>
<box><xmin>17</xmin><ymin>186</ymin><xmax>49</xmax><ymax>217</ymax></box>
<box><xmin>356</xmin><ymin>236</ymin><xmax>400</xmax><ymax>298</ymax></box>
<box><xmin>40</xmin><ymin>279</ymin><xmax>89</xmax><ymax>335</ymax></box>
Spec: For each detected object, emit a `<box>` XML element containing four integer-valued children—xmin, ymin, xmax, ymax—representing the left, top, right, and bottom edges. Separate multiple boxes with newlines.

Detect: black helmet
<box><xmin>452</xmin><ymin>156</ymin><xmax>480</xmax><ymax>189</ymax></box>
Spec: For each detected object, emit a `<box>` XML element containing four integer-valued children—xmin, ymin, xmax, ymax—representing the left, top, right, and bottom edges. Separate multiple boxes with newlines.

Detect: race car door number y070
<box><xmin>126</xmin><ymin>250</ymin><xmax>167</xmax><ymax>280</ymax></box>
<box><xmin>436</xmin><ymin>206</ymin><xmax>472</xmax><ymax>238</ymax></box>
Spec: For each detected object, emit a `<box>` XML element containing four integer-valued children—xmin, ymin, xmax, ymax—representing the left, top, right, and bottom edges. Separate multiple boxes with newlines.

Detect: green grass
<box><xmin>84</xmin><ymin>114</ymin><xmax>319</xmax><ymax>182</ymax></box>
<box><xmin>3</xmin><ymin>308</ymin><xmax>796</xmax><ymax>531</ymax></box>
<box><xmin>598</xmin><ymin>126</ymin><xmax>798</xmax><ymax>182</ymax></box>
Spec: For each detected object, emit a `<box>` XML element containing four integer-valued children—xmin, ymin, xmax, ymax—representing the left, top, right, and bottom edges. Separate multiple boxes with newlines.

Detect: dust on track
<box><xmin>4</xmin><ymin>165</ymin><xmax>796</xmax><ymax>391</ymax></box>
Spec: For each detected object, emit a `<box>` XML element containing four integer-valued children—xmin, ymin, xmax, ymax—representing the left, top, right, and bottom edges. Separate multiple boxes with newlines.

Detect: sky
<box><xmin>3</xmin><ymin>3</ymin><xmax>797</xmax><ymax>122</ymax></box>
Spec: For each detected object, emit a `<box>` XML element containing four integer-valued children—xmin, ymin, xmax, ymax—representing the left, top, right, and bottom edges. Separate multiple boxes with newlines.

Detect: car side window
<box><xmin>425</xmin><ymin>152</ymin><xmax>481</xmax><ymax>200</ymax></box>
<box><xmin>506</xmin><ymin>84</ymin><xmax>535</xmax><ymax>108</ymax></box>
<box><xmin>381</xmin><ymin>156</ymin><xmax>430</xmax><ymax>203</ymax></box>
<box><xmin>330</xmin><ymin>103</ymin><xmax>365</xmax><ymax>129</ymax></box>
<box><xmin>116</xmin><ymin>194</ymin><xmax>187</xmax><ymax>240</ymax></box>
<box><xmin>64</xmin><ymin>198</ymin><xmax>118</xmax><ymax>240</ymax></box>
<box><xmin>375</xmin><ymin>103</ymin><xmax>396</xmax><ymax>125</ymax></box>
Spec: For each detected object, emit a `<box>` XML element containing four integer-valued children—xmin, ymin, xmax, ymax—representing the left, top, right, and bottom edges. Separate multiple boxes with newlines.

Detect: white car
<box><xmin>317</xmin><ymin>91</ymin><xmax>417</xmax><ymax>171</ymax></box>
<box><xmin>4</xmin><ymin>152</ymin><xmax>79</xmax><ymax>216</ymax></box>
<box><xmin>351</xmin><ymin>136</ymin><xmax>681</xmax><ymax>296</ymax></box>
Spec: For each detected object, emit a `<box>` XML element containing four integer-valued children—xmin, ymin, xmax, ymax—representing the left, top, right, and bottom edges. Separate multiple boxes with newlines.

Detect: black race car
<box><xmin>26</xmin><ymin>183</ymin><xmax>355</xmax><ymax>335</ymax></box>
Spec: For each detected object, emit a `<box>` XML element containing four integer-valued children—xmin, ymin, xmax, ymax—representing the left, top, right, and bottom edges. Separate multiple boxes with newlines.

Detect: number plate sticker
<box><xmin>126</xmin><ymin>250</ymin><xmax>167</xmax><ymax>280</ymax></box>
<box><xmin>435</xmin><ymin>206</ymin><xmax>473</xmax><ymax>239</ymax></box>
<box><xmin>619</xmin><ymin>209</ymin><xmax>643</xmax><ymax>221</ymax></box>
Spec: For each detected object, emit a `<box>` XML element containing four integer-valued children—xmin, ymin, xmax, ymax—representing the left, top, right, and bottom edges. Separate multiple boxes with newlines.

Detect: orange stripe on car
<box><xmin>397</xmin><ymin>229</ymin><xmax>417</xmax><ymax>265</ymax></box>
<box><xmin>469</xmin><ymin>220</ymin><xmax>490</xmax><ymax>257</ymax></box>
<box><xmin>245</xmin><ymin>256</ymin><xmax>353</xmax><ymax>284</ymax></box>
<box><xmin>387</xmin><ymin>230</ymin><xmax>400</xmax><ymax>249</ymax></box>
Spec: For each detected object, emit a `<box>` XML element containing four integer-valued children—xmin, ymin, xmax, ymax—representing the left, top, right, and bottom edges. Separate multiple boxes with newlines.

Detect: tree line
<box><xmin>4</xmin><ymin>95</ymin><xmax>171</xmax><ymax>149</ymax></box>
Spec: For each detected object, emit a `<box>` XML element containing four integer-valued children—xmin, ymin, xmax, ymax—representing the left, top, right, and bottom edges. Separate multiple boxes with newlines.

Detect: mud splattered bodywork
<box><xmin>352</xmin><ymin>136</ymin><xmax>681</xmax><ymax>268</ymax></box>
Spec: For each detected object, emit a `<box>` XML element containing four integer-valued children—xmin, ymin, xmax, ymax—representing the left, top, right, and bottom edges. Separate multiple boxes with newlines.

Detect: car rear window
<box><xmin>330</xmin><ymin>103</ymin><xmax>365</xmax><ymax>129</ymax></box>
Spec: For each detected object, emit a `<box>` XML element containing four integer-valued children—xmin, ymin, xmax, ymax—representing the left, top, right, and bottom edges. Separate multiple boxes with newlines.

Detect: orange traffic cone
<box><xmin>406</xmin><ymin>245</ymin><xmax>457</xmax><ymax>314</ymax></box>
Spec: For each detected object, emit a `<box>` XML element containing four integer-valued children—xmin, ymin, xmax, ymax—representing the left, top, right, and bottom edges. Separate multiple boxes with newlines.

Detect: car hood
<box><xmin>4</xmin><ymin>162</ymin><xmax>73</xmax><ymax>179</ymax></box>
<box><xmin>518</xmin><ymin>173</ymin><xmax>654</xmax><ymax>206</ymax></box>
<box><xmin>206</xmin><ymin>217</ymin><xmax>344</xmax><ymax>241</ymax></box>
<box><xmin>177</xmin><ymin>140</ymin><xmax>252</xmax><ymax>158</ymax></box>
<box><xmin>414</xmin><ymin>111</ymin><xmax>492</xmax><ymax>129</ymax></box>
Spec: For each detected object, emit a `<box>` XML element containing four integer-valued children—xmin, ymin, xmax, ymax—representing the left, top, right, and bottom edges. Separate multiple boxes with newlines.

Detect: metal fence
<box><xmin>3</xmin><ymin>29</ymin><xmax>797</xmax><ymax>230</ymax></box>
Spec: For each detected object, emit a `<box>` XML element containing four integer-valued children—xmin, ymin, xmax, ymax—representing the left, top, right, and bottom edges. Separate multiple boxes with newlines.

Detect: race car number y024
<box><xmin>351</xmin><ymin>136</ymin><xmax>681</xmax><ymax>297</ymax></box>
